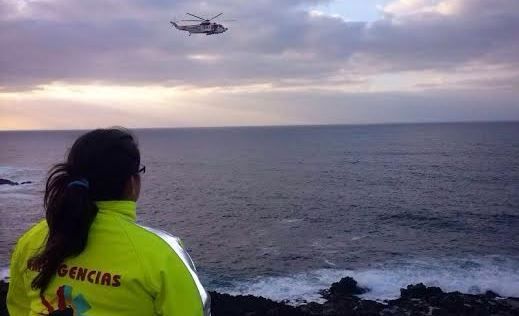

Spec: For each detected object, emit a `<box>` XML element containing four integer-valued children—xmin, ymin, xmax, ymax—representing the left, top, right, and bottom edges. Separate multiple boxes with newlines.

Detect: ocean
<box><xmin>1</xmin><ymin>122</ymin><xmax>519</xmax><ymax>303</ymax></box>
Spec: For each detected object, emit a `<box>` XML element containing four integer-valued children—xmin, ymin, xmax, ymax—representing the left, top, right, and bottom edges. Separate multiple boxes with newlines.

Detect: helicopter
<box><xmin>170</xmin><ymin>13</ymin><xmax>232</xmax><ymax>36</ymax></box>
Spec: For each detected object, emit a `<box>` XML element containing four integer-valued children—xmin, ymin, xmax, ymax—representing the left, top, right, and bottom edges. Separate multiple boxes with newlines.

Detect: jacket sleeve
<box><xmin>153</xmin><ymin>250</ymin><xmax>207</xmax><ymax>316</ymax></box>
<box><xmin>138</xmin><ymin>226</ymin><xmax>210</xmax><ymax>316</ymax></box>
<box><xmin>7</xmin><ymin>242</ymin><xmax>31</xmax><ymax>315</ymax></box>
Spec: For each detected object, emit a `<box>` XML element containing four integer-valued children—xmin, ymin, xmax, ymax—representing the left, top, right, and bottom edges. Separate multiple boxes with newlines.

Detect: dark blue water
<box><xmin>1</xmin><ymin>122</ymin><xmax>519</xmax><ymax>301</ymax></box>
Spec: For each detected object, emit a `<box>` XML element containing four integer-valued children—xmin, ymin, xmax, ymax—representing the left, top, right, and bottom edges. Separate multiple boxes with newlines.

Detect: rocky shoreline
<box><xmin>2</xmin><ymin>277</ymin><xmax>519</xmax><ymax>315</ymax></box>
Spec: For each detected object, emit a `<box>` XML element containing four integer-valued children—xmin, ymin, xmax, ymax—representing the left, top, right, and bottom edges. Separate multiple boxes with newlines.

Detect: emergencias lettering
<box><xmin>27</xmin><ymin>262</ymin><xmax>121</xmax><ymax>287</ymax></box>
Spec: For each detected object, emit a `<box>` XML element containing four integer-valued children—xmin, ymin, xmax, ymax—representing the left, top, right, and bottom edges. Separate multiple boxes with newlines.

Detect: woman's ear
<box><xmin>131</xmin><ymin>174</ymin><xmax>141</xmax><ymax>201</ymax></box>
<box><xmin>123</xmin><ymin>175</ymin><xmax>140</xmax><ymax>201</ymax></box>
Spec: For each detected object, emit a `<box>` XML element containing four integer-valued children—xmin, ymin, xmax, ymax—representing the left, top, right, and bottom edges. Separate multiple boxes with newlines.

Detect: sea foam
<box><xmin>1</xmin><ymin>267</ymin><xmax>9</xmax><ymax>282</ymax></box>
<box><xmin>217</xmin><ymin>256</ymin><xmax>519</xmax><ymax>304</ymax></box>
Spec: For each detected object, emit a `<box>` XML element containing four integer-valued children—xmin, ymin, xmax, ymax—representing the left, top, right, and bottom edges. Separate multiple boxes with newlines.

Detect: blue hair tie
<box><xmin>67</xmin><ymin>178</ymin><xmax>89</xmax><ymax>189</ymax></box>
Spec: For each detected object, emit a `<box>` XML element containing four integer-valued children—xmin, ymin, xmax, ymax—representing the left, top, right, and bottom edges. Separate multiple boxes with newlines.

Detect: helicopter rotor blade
<box><xmin>186</xmin><ymin>13</ymin><xmax>207</xmax><ymax>21</ymax></box>
<box><xmin>181</xmin><ymin>20</ymin><xmax>203</xmax><ymax>22</ymax></box>
<box><xmin>209</xmin><ymin>13</ymin><xmax>223</xmax><ymax>21</ymax></box>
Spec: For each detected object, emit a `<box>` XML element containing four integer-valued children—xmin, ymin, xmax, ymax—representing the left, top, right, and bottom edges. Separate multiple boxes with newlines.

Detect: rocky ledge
<box><xmin>1</xmin><ymin>281</ymin><xmax>6</xmax><ymax>316</ymax></box>
<box><xmin>0</xmin><ymin>178</ymin><xmax>32</xmax><ymax>186</ymax></box>
<box><xmin>2</xmin><ymin>278</ymin><xmax>519</xmax><ymax>316</ymax></box>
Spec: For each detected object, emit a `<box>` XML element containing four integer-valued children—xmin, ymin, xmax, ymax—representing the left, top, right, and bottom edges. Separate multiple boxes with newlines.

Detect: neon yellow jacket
<box><xmin>7</xmin><ymin>201</ymin><xmax>210</xmax><ymax>316</ymax></box>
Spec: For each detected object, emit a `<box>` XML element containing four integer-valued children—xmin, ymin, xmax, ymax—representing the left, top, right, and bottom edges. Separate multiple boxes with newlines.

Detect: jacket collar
<box><xmin>95</xmin><ymin>200</ymin><xmax>137</xmax><ymax>222</ymax></box>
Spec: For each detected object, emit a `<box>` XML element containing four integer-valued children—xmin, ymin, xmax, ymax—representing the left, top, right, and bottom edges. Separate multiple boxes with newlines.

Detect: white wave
<box><xmin>219</xmin><ymin>270</ymin><xmax>342</xmax><ymax>304</ymax></box>
<box><xmin>280</xmin><ymin>218</ymin><xmax>303</xmax><ymax>224</ymax></box>
<box><xmin>0</xmin><ymin>165</ymin><xmax>43</xmax><ymax>180</ymax></box>
<box><xmin>1</xmin><ymin>267</ymin><xmax>9</xmax><ymax>282</ymax></box>
<box><xmin>324</xmin><ymin>258</ymin><xmax>337</xmax><ymax>267</ymax></box>
<box><xmin>351</xmin><ymin>256</ymin><xmax>519</xmax><ymax>300</ymax></box>
<box><xmin>217</xmin><ymin>256</ymin><xmax>519</xmax><ymax>304</ymax></box>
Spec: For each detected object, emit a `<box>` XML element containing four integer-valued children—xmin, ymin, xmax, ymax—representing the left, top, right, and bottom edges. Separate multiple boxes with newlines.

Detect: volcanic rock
<box><xmin>209</xmin><ymin>291</ymin><xmax>306</xmax><ymax>316</ymax></box>
<box><xmin>320</xmin><ymin>276</ymin><xmax>367</xmax><ymax>300</ymax></box>
<box><xmin>0</xmin><ymin>179</ymin><xmax>18</xmax><ymax>186</ymax></box>
<box><xmin>1</xmin><ymin>281</ymin><xmax>7</xmax><ymax>316</ymax></box>
<box><xmin>0</xmin><ymin>179</ymin><xmax>32</xmax><ymax>186</ymax></box>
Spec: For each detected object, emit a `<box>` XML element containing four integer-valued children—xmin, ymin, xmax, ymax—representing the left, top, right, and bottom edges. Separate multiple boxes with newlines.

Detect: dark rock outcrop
<box><xmin>304</xmin><ymin>277</ymin><xmax>381</xmax><ymax>316</ymax></box>
<box><xmin>0</xmin><ymin>179</ymin><xmax>18</xmax><ymax>186</ymax></box>
<box><xmin>320</xmin><ymin>276</ymin><xmax>367</xmax><ymax>299</ymax></box>
<box><xmin>388</xmin><ymin>283</ymin><xmax>519</xmax><ymax>316</ymax></box>
<box><xmin>1</xmin><ymin>281</ymin><xmax>7</xmax><ymax>316</ymax></box>
<box><xmin>209</xmin><ymin>291</ymin><xmax>306</xmax><ymax>316</ymax></box>
<box><xmin>0</xmin><ymin>179</ymin><xmax>32</xmax><ymax>186</ymax></box>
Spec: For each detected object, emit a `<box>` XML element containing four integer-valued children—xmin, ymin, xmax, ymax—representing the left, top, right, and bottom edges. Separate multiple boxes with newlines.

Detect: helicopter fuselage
<box><xmin>171</xmin><ymin>21</ymin><xmax>227</xmax><ymax>35</ymax></box>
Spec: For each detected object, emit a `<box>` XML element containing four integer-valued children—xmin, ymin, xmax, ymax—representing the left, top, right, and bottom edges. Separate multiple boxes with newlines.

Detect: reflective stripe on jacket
<box><xmin>7</xmin><ymin>200</ymin><xmax>210</xmax><ymax>316</ymax></box>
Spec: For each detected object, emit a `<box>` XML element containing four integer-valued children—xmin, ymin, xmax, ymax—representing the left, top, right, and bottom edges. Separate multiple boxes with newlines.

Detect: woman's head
<box><xmin>64</xmin><ymin>128</ymin><xmax>141</xmax><ymax>201</ymax></box>
<box><xmin>30</xmin><ymin>127</ymin><xmax>141</xmax><ymax>291</ymax></box>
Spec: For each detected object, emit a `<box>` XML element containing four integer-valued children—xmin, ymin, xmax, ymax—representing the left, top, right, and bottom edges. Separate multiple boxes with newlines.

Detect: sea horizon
<box><xmin>1</xmin><ymin>119</ymin><xmax>519</xmax><ymax>133</ymax></box>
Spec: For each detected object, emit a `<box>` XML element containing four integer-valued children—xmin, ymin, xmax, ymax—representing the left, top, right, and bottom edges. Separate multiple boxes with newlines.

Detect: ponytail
<box><xmin>30</xmin><ymin>163</ymin><xmax>98</xmax><ymax>291</ymax></box>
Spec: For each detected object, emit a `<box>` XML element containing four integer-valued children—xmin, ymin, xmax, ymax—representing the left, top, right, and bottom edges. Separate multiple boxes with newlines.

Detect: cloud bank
<box><xmin>1</xmin><ymin>0</ymin><xmax>518</xmax><ymax>129</ymax></box>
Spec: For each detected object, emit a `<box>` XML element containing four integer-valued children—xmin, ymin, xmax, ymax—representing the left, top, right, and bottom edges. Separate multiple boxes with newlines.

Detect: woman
<box><xmin>7</xmin><ymin>128</ymin><xmax>210</xmax><ymax>316</ymax></box>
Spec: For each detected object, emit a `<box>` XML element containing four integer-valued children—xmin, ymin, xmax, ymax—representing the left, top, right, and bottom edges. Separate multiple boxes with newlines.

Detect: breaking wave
<box><xmin>216</xmin><ymin>256</ymin><xmax>519</xmax><ymax>303</ymax></box>
<box><xmin>1</xmin><ymin>267</ymin><xmax>8</xmax><ymax>282</ymax></box>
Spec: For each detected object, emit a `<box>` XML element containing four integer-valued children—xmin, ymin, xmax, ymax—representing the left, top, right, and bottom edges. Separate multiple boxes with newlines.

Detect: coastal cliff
<box><xmin>2</xmin><ymin>277</ymin><xmax>519</xmax><ymax>315</ymax></box>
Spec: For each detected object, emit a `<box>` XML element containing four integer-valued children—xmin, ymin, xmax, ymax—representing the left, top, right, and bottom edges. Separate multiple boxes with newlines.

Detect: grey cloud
<box><xmin>210</xmin><ymin>88</ymin><xmax>519</xmax><ymax>125</ymax></box>
<box><xmin>1</xmin><ymin>0</ymin><xmax>518</xmax><ymax>90</ymax></box>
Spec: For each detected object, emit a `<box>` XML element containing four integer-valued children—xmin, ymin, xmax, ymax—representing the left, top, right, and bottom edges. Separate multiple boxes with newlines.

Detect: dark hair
<box><xmin>30</xmin><ymin>127</ymin><xmax>140</xmax><ymax>291</ymax></box>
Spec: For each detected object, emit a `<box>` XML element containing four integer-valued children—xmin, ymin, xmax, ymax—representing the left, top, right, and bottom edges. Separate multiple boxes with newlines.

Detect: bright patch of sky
<box><xmin>310</xmin><ymin>0</ymin><xmax>392</xmax><ymax>21</ymax></box>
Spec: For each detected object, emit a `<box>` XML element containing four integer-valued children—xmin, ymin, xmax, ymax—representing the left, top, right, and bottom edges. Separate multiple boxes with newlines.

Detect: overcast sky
<box><xmin>1</xmin><ymin>0</ymin><xmax>518</xmax><ymax>130</ymax></box>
